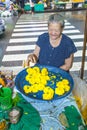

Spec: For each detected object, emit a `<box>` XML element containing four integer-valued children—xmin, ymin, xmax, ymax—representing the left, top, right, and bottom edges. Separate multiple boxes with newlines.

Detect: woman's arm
<box><xmin>33</xmin><ymin>45</ymin><xmax>40</xmax><ymax>58</ymax></box>
<box><xmin>60</xmin><ymin>54</ymin><xmax>74</xmax><ymax>71</ymax></box>
<box><xmin>26</xmin><ymin>45</ymin><xmax>40</xmax><ymax>66</ymax></box>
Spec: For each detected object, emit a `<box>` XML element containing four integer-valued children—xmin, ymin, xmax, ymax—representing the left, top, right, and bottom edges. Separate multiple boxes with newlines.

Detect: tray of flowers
<box><xmin>15</xmin><ymin>64</ymin><xmax>74</xmax><ymax>101</ymax></box>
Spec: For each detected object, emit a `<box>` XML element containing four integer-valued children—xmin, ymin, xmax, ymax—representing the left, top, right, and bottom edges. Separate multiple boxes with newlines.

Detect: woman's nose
<box><xmin>51</xmin><ymin>31</ymin><xmax>56</xmax><ymax>35</ymax></box>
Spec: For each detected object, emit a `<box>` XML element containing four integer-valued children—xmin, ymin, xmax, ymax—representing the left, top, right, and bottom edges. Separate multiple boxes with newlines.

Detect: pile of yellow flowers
<box><xmin>23</xmin><ymin>66</ymin><xmax>70</xmax><ymax>100</ymax></box>
<box><xmin>55</xmin><ymin>79</ymin><xmax>70</xmax><ymax>96</ymax></box>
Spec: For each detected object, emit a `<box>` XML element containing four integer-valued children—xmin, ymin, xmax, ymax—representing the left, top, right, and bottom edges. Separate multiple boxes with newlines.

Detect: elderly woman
<box><xmin>27</xmin><ymin>13</ymin><xmax>77</xmax><ymax>72</ymax></box>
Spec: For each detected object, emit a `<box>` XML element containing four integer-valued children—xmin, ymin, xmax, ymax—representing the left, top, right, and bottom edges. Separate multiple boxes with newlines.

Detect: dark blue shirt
<box><xmin>36</xmin><ymin>33</ymin><xmax>77</xmax><ymax>68</ymax></box>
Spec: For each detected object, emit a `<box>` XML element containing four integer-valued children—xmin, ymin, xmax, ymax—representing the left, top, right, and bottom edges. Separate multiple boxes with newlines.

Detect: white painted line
<box><xmin>65</xmin><ymin>26</ymin><xmax>75</xmax><ymax>29</ymax></box>
<box><xmin>74</xmin><ymin>42</ymin><xmax>83</xmax><ymax>47</ymax></box>
<box><xmin>12</xmin><ymin>32</ymin><xmax>44</xmax><ymax>37</ymax></box>
<box><xmin>13</xmin><ymin>27</ymin><xmax>48</xmax><ymax>32</ymax></box>
<box><xmin>16</xmin><ymin>21</ymin><xmax>47</xmax><ymax>24</ymax></box>
<box><xmin>6</xmin><ymin>45</ymin><xmax>35</xmax><ymax>51</ymax></box>
<box><xmin>71</xmin><ymin>62</ymin><xmax>87</xmax><ymax>71</ymax></box>
<box><xmin>63</xmin><ymin>30</ymin><xmax>80</xmax><ymax>33</ymax></box>
<box><xmin>9</xmin><ymin>37</ymin><xmax>37</xmax><ymax>43</ymax></box>
<box><xmin>68</xmin><ymin>34</ymin><xmax>84</xmax><ymax>39</ymax></box>
<box><xmin>65</xmin><ymin>22</ymin><xmax>71</xmax><ymax>25</ymax></box>
<box><xmin>2</xmin><ymin>54</ymin><xmax>29</xmax><ymax>61</ymax></box>
<box><xmin>74</xmin><ymin>50</ymin><xmax>87</xmax><ymax>57</ymax></box>
<box><xmin>15</xmin><ymin>24</ymin><xmax>48</xmax><ymax>28</ymax></box>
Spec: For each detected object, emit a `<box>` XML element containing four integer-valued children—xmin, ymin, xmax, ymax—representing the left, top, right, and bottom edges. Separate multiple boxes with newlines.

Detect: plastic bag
<box><xmin>71</xmin><ymin>73</ymin><xmax>87</xmax><ymax>124</ymax></box>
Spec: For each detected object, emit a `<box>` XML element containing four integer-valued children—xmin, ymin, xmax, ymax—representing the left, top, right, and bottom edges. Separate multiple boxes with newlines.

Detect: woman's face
<box><xmin>48</xmin><ymin>23</ymin><xmax>63</xmax><ymax>40</ymax></box>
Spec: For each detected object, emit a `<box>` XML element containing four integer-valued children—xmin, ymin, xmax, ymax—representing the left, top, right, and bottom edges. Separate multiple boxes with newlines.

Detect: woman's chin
<box><xmin>50</xmin><ymin>37</ymin><xmax>57</xmax><ymax>41</ymax></box>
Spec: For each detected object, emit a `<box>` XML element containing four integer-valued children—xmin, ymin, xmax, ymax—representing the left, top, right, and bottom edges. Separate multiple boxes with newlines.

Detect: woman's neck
<box><xmin>50</xmin><ymin>35</ymin><xmax>62</xmax><ymax>47</ymax></box>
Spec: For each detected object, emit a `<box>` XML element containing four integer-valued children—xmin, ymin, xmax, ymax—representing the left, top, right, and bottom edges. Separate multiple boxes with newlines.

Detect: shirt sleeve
<box><xmin>65</xmin><ymin>37</ymin><xmax>77</xmax><ymax>58</ymax></box>
<box><xmin>36</xmin><ymin>34</ymin><xmax>43</xmax><ymax>47</ymax></box>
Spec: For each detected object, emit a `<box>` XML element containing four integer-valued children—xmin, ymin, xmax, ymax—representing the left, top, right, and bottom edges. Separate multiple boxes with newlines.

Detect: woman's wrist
<box><xmin>28</xmin><ymin>53</ymin><xmax>38</xmax><ymax>63</ymax></box>
<box><xmin>60</xmin><ymin>64</ymin><xmax>70</xmax><ymax>71</ymax></box>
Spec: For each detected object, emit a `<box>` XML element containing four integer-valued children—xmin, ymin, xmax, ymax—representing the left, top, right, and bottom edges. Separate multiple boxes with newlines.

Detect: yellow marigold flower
<box><xmin>33</xmin><ymin>66</ymin><xmax>40</xmax><ymax>73</ymax></box>
<box><xmin>43</xmin><ymin>86</ymin><xmax>54</xmax><ymax>94</ymax></box>
<box><xmin>37</xmin><ymin>84</ymin><xmax>45</xmax><ymax>91</ymax></box>
<box><xmin>55</xmin><ymin>87</ymin><xmax>65</xmax><ymax>95</ymax></box>
<box><xmin>56</xmin><ymin>81</ymin><xmax>64</xmax><ymax>87</ymax></box>
<box><xmin>23</xmin><ymin>85</ymin><xmax>32</xmax><ymax>93</ymax></box>
<box><xmin>29</xmin><ymin>78</ymin><xmax>36</xmax><ymax>85</ymax></box>
<box><xmin>62</xmin><ymin>79</ymin><xmax>69</xmax><ymax>85</ymax></box>
<box><xmin>41</xmin><ymin>68</ymin><xmax>48</xmax><ymax>75</ymax></box>
<box><xmin>43</xmin><ymin>86</ymin><xmax>50</xmax><ymax>93</ymax></box>
<box><xmin>31</xmin><ymin>85</ymin><xmax>39</xmax><ymax>93</ymax></box>
<box><xmin>26</xmin><ymin>67</ymin><xmax>33</xmax><ymax>74</ymax></box>
<box><xmin>45</xmin><ymin>75</ymin><xmax>50</xmax><ymax>80</ymax></box>
<box><xmin>55</xmin><ymin>79</ymin><xmax>70</xmax><ymax>96</ymax></box>
<box><xmin>40</xmin><ymin>78</ymin><xmax>47</xmax><ymax>85</ymax></box>
<box><xmin>64</xmin><ymin>85</ymin><xmax>70</xmax><ymax>92</ymax></box>
<box><xmin>43</xmin><ymin>92</ymin><xmax>54</xmax><ymax>100</ymax></box>
<box><xmin>0</xmin><ymin>78</ymin><xmax>6</xmax><ymax>87</ymax></box>
<box><xmin>25</xmin><ymin>75</ymin><xmax>30</xmax><ymax>81</ymax></box>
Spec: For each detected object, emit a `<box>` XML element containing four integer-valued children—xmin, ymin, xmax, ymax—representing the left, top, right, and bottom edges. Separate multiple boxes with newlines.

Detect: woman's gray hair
<box><xmin>48</xmin><ymin>13</ymin><xmax>65</xmax><ymax>28</ymax></box>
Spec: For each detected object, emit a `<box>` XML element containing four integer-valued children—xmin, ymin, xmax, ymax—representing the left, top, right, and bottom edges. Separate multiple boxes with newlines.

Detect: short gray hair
<box><xmin>48</xmin><ymin>13</ymin><xmax>65</xmax><ymax>28</ymax></box>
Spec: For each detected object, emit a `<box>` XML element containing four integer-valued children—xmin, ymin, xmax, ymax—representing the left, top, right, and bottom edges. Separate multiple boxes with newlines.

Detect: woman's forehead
<box><xmin>48</xmin><ymin>23</ymin><xmax>61</xmax><ymax>28</ymax></box>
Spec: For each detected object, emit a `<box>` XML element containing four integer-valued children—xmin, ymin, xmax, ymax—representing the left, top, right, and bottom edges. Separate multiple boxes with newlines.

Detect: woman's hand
<box><xmin>26</xmin><ymin>54</ymin><xmax>38</xmax><ymax>66</ymax></box>
<box><xmin>22</xmin><ymin>45</ymin><xmax>40</xmax><ymax>67</ymax></box>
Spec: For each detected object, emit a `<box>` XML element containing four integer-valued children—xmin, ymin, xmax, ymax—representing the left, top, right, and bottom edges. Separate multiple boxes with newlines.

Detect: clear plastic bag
<box><xmin>71</xmin><ymin>73</ymin><xmax>87</xmax><ymax>125</ymax></box>
<box><xmin>71</xmin><ymin>73</ymin><xmax>87</xmax><ymax>109</ymax></box>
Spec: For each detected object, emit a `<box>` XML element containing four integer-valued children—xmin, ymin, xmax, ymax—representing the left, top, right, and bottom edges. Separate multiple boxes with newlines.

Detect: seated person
<box><xmin>26</xmin><ymin>13</ymin><xmax>77</xmax><ymax>72</ymax></box>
